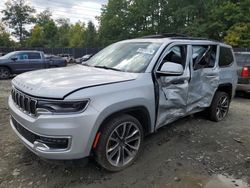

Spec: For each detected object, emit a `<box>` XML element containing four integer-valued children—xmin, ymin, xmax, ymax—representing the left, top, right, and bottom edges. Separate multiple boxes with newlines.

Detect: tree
<box><xmin>68</xmin><ymin>22</ymin><xmax>85</xmax><ymax>47</ymax></box>
<box><xmin>27</xmin><ymin>25</ymin><xmax>44</xmax><ymax>47</ymax></box>
<box><xmin>1</xmin><ymin>0</ymin><xmax>36</xmax><ymax>45</ymax></box>
<box><xmin>85</xmin><ymin>21</ymin><xmax>97</xmax><ymax>47</ymax></box>
<box><xmin>224</xmin><ymin>23</ymin><xmax>250</xmax><ymax>47</ymax></box>
<box><xmin>56</xmin><ymin>18</ymin><xmax>71</xmax><ymax>47</ymax></box>
<box><xmin>98</xmin><ymin>0</ymin><xmax>130</xmax><ymax>45</ymax></box>
<box><xmin>43</xmin><ymin>20</ymin><xmax>58</xmax><ymax>47</ymax></box>
<box><xmin>0</xmin><ymin>22</ymin><xmax>14</xmax><ymax>47</ymax></box>
<box><xmin>36</xmin><ymin>9</ymin><xmax>53</xmax><ymax>26</ymax></box>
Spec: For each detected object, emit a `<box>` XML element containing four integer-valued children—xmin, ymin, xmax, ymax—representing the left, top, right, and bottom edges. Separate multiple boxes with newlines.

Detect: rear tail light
<box><xmin>241</xmin><ymin>67</ymin><xmax>249</xmax><ymax>78</ymax></box>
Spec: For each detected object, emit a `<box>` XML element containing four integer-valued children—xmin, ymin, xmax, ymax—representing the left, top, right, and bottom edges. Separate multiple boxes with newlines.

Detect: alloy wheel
<box><xmin>106</xmin><ymin>122</ymin><xmax>141</xmax><ymax>167</ymax></box>
<box><xmin>0</xmin><ymin>68</ymin><xmax>10</xmax><ymax>79</ymax></box>
<box><xmin>216</xmin><ymin>95</ymin><xmax>229</xmax><ymax>121</ymax></box>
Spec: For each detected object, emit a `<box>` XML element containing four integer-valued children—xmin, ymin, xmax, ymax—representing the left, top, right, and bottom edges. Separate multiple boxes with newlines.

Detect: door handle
<box><xmin>171</xmin><ymin>80</ymin><xmax>186</xmax><ymax>85</ymax></box>
<box><xmin>205</xmin><ymin>75</ymin><xmax>217</xmax><ymax>78</ymax></box>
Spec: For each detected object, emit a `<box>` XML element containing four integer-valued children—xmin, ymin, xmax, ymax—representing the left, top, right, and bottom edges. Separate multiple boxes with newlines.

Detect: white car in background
<box><xmin>58</xmin><ymin>54</ymin><xmax>74</xmax><ymax>63</ymax></box>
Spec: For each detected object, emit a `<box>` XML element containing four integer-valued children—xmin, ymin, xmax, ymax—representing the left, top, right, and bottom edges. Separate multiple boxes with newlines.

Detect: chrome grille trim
<box><xmin>11</xmin><ymin>88</ymin><xmax>37</xmax><ymax>116</ymax></box>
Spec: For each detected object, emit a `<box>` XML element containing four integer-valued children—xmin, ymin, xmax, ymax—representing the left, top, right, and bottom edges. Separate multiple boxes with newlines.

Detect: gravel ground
<box><xmin>0</xmin><ymin>79</ymin><xmax>250</xmax><ymax>188</ymax></box>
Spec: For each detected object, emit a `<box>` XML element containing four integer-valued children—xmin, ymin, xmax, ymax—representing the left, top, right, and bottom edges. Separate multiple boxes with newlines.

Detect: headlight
<box><xmin>36</xmin><ymin>100</ymin><xmax>89</xmax><ymax>114</ymax></box>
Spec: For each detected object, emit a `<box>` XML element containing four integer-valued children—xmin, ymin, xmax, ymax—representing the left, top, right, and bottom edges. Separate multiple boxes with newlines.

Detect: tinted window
<box><xmin>219</xmin><ymin>47</ymin><xmax>233</xmax><ymax>67</ymax></box>
<box><xmin>16</xmin><ymin>53</ymin><xmax>28</xmax><ymax>60</ymax></box>
<box><xmin>192</xmin><ymin>45</ymin><xmax>217</xmax><ymax>70</ymax></box>
<box><xmin>162</xmin><ymin>45</ymin><xmax>187</xmax><ymax>69</ymax></box>
<box><xmin>28</xmin><ymin>52</ymin><xmax>41</xmax><ymax>59</ymax></box>
<box><xmin>235</xmin><ymin>53</ymin><xmax>250</xmax><ymax>66</ymax></box>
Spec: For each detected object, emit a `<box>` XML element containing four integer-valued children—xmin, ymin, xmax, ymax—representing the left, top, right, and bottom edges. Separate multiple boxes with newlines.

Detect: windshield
<box><xmin>85</xmin><ymin>42</ymin><xmax>162</xmax><ymax>73</ymax></box>
<box><xmin>0</xmin><ymin>51</ymin><xmax>16</xmax><ymax>59</ymax></box>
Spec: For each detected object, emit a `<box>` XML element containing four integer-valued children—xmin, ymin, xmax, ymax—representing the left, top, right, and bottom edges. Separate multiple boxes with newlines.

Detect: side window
<box><xmin>219</xmin><ymin>47</ymin><xmax>233</xmax><ymax>67</ymax></box>
<box><xmin>28</xmin><ymin>52</ymin><xmax>41</xmax><ymax>60</ymax></box>
<box><xmin>16</xmin><ymin>53</ymin><xmax>28</xmax><ymax>60</ymax></box>
<box><xmin>192</xmin><ymin>45</ymin><xmax>217</xmax><ymax>70</ymax></box>
<box><xmin>161</xmin><ymin>45</ymin><xmax>187</xmax><ymax>69</ymax></box>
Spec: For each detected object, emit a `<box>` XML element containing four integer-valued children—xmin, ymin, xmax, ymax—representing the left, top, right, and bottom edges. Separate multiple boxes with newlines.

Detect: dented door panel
<box><xmin>155</xmin><ymin>44</ymin><xmax>191</xmax><ymax>129</ymax></box>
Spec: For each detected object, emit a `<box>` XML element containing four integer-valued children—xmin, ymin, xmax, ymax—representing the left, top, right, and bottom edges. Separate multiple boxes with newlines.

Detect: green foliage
<box><xmin>98</xmin><ymin>0</ymin><xmax>250</xmax><ymax>47</ymax></box>
<box><xmin>224</xmin><ymin>23</ymin><xmax>250</xmax><ymax>47</ymax></box>
<box><xmin>68</xmin><ymin>22</ymin><xmax>85</xmax><ymax>47</ymax></box>
<box><xmin>1</xmin><ymin>0</ymin><xmax>36</xmax><ymax>44</ymax></box>
<box><xmin>85</xmin><ymin>21</ymin><xmax>98</xmax><ymax>47</ymax></box>
<box><xmin>27</xmin><ymin>25</ymin><xmax>44</xmax><ymax>47</ymax></box>
<box><xmin>1</xmin><ymin>0</ymin><xmax>250</xmax><ymax>48</ymax></box>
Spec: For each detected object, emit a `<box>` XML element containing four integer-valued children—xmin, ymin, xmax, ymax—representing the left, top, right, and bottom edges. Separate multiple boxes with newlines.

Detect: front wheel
<box><xmin>208</xmin><ymin>91</ymin><xmax>230</xmax><ymax>122</ymax></box>
<box><xmin>94</xmin><ymin>114</ymin><xmax>144</xmax><ymax>171</ymax></box>
<box><xmin>0</xmin><ymin>67</ymin><xmax>10</xmax><ymax>79</ymax></box>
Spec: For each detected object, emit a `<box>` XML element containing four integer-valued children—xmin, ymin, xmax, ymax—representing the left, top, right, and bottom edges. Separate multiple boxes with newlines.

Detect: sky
<box><xmin>0</xmin><ymin>0</ymin><xmax>108</xmax><ymax>27</ymax></box>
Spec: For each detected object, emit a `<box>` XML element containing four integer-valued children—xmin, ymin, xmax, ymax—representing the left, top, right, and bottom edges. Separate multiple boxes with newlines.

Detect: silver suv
<box><xmin>9</xmin><ymin>35</ymin><xmax>237</xmax><ymax>171</ymax></box>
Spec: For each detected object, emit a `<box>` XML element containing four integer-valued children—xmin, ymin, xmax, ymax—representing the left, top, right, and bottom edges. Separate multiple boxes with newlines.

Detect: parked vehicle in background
<box><xmin>44</xmin><ymin>54</ymin><xmax>67</xmax><ymax>67</ymax></box>
<box><xmin>235</xmin><ymin>52</ymin><xmax>250</xmax><ymax>95</ymax></box>
<box><xmin>58</xmin><ymin>53</ymin><xmax>74</xmax><ymax>63</ymax></box>
<box><xmin>0</xmin><ymin>51</ymin><xmax>67</xmax><ymax>79</ymax></box>
<box><xmin>75</xmin><ymin>54</ymin><xmax>94</xmax><ymax>64</ymax></box>
<box><xmin>9</xmin><ymin>35</ymin><xmax>237</xmax><ymax>171</ymax></box>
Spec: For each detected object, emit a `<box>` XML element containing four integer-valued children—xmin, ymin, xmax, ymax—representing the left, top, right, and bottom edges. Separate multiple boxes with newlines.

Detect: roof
<box><xmin>13</xmin><ymin>50</ymin><xmax>43</xmax><ymax>53</ymax></box>
<box><xmin>141</xmin><ymin>33</ymin><xmax>219</xmax><ymax>42</ymax></box>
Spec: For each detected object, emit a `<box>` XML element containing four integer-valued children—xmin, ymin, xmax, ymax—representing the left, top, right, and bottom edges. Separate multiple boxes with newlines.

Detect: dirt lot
<box><xmin>0</xmin><ymin>79</ymin><xmax>250</xmax><ymax>188</ymax></box>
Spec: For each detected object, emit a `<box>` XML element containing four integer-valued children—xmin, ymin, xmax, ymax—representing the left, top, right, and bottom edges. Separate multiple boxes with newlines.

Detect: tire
<box><xmin>0</xmin><ymin>67</ymin><xmax>10</xmax><ymax>79</ymax></box>
<box><xmin>94</xmin><ymin>114</ymin><xmax>144</xmax><ymax>172</ymax></box>
<box><xmin>208</xmin><ymin>91</ymin><xmax>230</xmax><ymax>122</ymax></box>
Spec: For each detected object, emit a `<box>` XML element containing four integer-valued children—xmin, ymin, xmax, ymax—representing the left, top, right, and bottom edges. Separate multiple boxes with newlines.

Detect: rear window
<box><xmin>28</xmin><ymin>52</ymin><xmax>41</xmax><ymax>59</ymax></box>
<box><xmin>235</xmin><ymin>53</ymin><xmax>250</xmax><ymax>66</ymax></box>
<box><xmin>219</xmin><ymin>47</ymin><xmax>234</xmax><ymax>67</ymax></box>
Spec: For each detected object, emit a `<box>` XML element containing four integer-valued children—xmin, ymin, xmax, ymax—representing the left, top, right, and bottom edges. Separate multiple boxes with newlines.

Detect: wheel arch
<box><xmin>0</xmin><ymin>65</ymin><xmax>12</xmax><ymax>74</ymax></box>
<box><xmin>216</xmin><ymin>83</ymin><xmax>233</xmax><ymax>100</ymax></box>
<box><xmin>90</xmin><ymin>106</ymin><xmax>152</xmax><ymax>153</ymax></box>
<box><xmin>98</xmin><ymin>106</ymin><xmax>152</xmax><ymax>136</ymax></box>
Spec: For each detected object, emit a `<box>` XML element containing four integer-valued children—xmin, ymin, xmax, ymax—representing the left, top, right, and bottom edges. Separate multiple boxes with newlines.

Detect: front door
<box><xmin>187</xmin><ymin>45</ymin><xmax>219</xmax><ymax>114</ymax></box>
<box><xmin>11</xmin><ymin>52</ymin><xmax>29</xmax><ymax>73</ymax></box>
<box><xmin>155</xmin><ymin>44</ymin><xmax>191</xmax><ymax>129</ymax></box>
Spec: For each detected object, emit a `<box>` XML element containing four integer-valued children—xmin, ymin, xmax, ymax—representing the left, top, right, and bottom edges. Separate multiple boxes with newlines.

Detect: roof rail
<box><xmin>141</xmin><ymin>33</ymin><xmax>217</xmax><ymax>42</ymax></box>
<box><xmin>142</xmin><ymin>33</ymin><xmax>188</xmax><ymax>38</ymax></box>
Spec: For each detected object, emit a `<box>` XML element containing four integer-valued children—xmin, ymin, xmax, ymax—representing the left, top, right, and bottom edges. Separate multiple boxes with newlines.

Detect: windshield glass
<box><xmin>0</xmin><ymin>51</ymin><xmax>16</xmax><ymax>59</ymax></box>
<box><xmin>85</xmin><ymin>42</ymin><xmax>162</xmax><ymax>73</ymax></box>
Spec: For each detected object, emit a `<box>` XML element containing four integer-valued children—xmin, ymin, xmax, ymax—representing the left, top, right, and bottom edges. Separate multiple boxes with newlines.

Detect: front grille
<box><xmin>11</xmin><ymin>88</ymin><xmax>37</xmax><ymax>115</ymax></box>
<box><xmin>11</xmin><ymin>117</ymin><xmax>69</xmax><ymax>149</ymax></box>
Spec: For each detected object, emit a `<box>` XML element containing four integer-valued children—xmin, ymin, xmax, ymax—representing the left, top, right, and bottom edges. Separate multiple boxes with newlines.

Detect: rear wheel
<box><xmin>95</xmin><ymin>114</ymin><xmax>143</xmax><ymax>171</ymax></box>
<box><xmin>0</xmin><ymin>67</ymin><xmax>10</xmax><ymax>79</ymax></box>
<box><xmin>208</xmin><ymin>91</ymin><xmax>230</xmax><ymax>122</ymax></box>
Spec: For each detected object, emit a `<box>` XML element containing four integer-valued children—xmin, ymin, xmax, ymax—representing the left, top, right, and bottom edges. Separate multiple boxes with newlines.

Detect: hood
<box><xmin>0</xmin><ymin>58</ymin><xmax>10</xmax><ymax>64</ymax></box>
<box><xmin>12</xmin><ymin>65</ymin><xmax>138</xmax><ymax>99</ymax></box>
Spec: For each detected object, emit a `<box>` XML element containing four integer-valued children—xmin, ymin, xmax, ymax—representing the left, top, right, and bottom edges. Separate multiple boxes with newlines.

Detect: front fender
<box><xmin>85</xmin><ymin>98</ymin><xmax>154</xmax><ymax>156</ymax></box>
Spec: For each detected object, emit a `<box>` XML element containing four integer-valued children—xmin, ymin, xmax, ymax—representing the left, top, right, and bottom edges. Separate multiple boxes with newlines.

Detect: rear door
<box><xmin>155</xmin><ymin>43</ymin><xmax>191</xmax><ymax>128</ymax></box>
<box><xmin>187</xmin><ymin>45</ymin><xmax>219</xmax><ymax>114</ymax></box>
<box><xmin>27</xmin><ymin>52</ymin><xmax>44</xmax><ymax>71</ymax></box>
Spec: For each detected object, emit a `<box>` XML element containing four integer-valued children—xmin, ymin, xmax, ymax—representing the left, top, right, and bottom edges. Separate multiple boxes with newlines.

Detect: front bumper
<box><xmin>236</xmin><ymin>84</ymin><xmax>250</xmax><ymax>93</ymax></box>
<box><xmin>8</xmin><ymin>96</ymin><xmax>99</xmax><ymax>160</ymax></box>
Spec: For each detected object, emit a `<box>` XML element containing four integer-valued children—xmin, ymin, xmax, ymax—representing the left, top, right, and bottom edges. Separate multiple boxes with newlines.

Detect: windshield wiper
<box><xmin>93</xmin><ymin>65</ymin><xmax>123</xmax><ymax>72</ymax></box>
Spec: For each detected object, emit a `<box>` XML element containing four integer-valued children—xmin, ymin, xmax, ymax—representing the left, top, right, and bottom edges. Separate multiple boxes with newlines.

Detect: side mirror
<box><xmin>11</xmin><ymin>57</ymin><xmax>17</xmax><ymax>61</ymax></box>
<box><xmin>157</xmin><ymin>62</ymin><xmax>184</xmax><ymax>75</ymax></box>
